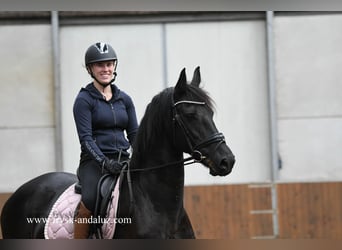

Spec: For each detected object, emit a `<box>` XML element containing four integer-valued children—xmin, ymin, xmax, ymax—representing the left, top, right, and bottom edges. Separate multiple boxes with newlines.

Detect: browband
<box><xmin>173</xmin><ymin>100</ymin><xmax>205</xmax><ymax>106</ymax></box>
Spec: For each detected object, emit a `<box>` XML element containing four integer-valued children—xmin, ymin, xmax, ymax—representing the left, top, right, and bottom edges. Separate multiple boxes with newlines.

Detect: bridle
<box><xmin>172</xmin><ymin>100</ymin><xmax>226</xmax><ymax>162</ymax></box>
<box><xmin>121</xmin><ymin>98</ymin><xmax>226</xmax><ymax>173</ymax></box>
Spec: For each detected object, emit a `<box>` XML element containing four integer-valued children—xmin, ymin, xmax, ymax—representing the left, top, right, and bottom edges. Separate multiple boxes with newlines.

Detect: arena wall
<box><xmin>0</xmin><ymin>12</ymin><xmax>341</xmax><ymax>239</ymax></box>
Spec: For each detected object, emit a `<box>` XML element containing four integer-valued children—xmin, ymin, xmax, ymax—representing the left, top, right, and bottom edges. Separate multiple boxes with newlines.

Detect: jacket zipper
<box><xmin>109</xmin><ymin>102</ymin><xmax>117</xmax><ymax>147</ymax></box>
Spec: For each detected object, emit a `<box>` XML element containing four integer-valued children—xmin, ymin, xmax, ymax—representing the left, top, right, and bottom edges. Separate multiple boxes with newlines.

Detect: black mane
<box><xmin>131</xmin><ymin>83</ymin><xmax>214</xmax><ymax>165</ymax></box>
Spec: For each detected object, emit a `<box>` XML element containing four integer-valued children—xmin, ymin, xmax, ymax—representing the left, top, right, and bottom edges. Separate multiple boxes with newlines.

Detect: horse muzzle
<box><xmin>206</xmin><ymin>153</ymin><xmax>235</xmax><ymax>177</ymax></box>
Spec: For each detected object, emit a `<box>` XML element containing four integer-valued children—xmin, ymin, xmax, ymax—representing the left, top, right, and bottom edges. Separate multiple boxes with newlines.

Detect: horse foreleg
<box><xmin>174</xmin><ymin>209</ymin><xmax>196</xmax><ymax>239</ymax></box>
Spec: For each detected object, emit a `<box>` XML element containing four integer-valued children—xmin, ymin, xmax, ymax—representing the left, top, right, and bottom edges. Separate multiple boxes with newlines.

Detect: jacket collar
<box><xmin>82</xmin><ymin>82</ymin><xmax>121</xmax><ymax>101</ymax></box>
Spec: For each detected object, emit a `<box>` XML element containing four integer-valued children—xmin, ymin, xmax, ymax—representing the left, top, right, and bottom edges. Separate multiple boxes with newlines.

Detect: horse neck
<box><xmin>117</xmin><ymin>147</ymin><xmax>185</xmax><ymax>238</ymax></box>
<box><xmin>132</xmin><ymin>140</ymin><xmax>185</xmax><ymax>184</ymax></box>
<box><xmin>130</xmin><ymin>142</ymin><xmax>186</xmax><ymax>209</ymax></box>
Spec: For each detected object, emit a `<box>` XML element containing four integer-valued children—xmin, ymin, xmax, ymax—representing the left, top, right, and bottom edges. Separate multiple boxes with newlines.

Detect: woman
<box><xmin>73</xmin><ymin>42</ymin><xmax>138</xmax><ymax>238</ymax></box>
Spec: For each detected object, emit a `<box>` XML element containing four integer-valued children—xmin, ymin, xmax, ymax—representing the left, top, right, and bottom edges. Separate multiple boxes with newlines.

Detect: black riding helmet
<box><xmin>85</xmin><ymin>42</ymin><xmax>118</xmax><ymax>86</ymax></box>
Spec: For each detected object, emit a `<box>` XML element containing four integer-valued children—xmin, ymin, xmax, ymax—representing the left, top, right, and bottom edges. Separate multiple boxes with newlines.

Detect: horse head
<box><xmin>173</xmin><ymin>67</ymin><xmax>235</xmax><ymax>176</ymax></box>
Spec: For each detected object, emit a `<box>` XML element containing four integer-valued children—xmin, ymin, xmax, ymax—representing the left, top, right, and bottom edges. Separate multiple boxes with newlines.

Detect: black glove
<box><xmin>102</xmin><ymin>158</ymin><xmax>123</xmax><ymax>174</ymax></box>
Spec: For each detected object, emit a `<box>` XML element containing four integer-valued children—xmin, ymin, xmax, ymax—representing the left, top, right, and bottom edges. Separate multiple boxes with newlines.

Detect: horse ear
<box><xmin>190</xmin><ymin>66</ymin><xmax>201</xmax><ymax>87</ymax></box>
<box><xmin>175</xmin><ymin>68</ymin><xmax>188</xmax><ymax>93</ymax></box>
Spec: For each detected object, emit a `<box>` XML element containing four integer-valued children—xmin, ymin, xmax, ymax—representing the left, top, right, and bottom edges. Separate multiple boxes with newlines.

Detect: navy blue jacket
<box><xmin>73</xmin><ymin>83</ymin><xmax>138</xmax><ymax>165</ymax></box>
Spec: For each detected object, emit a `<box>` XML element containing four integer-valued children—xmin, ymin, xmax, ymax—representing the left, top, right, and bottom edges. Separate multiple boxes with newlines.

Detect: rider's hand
<box><xmin>102</xmin><ymin>158</ymin><xmax>123</xmax><ymax>174</ymax></box>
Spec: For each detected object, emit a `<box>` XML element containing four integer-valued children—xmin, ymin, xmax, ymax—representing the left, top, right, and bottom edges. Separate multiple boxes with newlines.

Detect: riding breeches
<box><xmin>76</xmin><ymin>153</ymin><xmax>128</xmax><ymax>213</ymax></box>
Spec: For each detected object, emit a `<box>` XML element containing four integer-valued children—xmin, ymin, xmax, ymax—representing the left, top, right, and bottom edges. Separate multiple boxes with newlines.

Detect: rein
<box><xmin>118</xmin><ymin>156</ymin><xmax>198</xmax><ymax>216</ymax></box>
<box><xmin>121</xmin><ymin>155</ymin><xmax>197</xmax><ymax>173</ymax></box>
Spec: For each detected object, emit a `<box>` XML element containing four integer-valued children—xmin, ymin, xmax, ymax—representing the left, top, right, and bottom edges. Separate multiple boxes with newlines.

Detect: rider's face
<box><xmin>90</xmin><ymin>61</ymin><xmax>116</xmax><ymax>84</ymax></box>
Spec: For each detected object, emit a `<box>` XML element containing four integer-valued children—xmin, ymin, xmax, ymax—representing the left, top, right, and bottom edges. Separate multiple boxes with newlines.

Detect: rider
<box><xmin>73</xmin><ymin>42</ymin><xmax>138</xmax><ymax>238</ymax></box>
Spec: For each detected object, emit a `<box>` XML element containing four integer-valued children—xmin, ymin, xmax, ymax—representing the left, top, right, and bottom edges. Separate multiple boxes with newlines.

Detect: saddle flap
<box><xmin>99</xmin><ymin>174</ymin><xmax>117</xmax><ymax>198</ymax></box>
<box><xmin>95</xmin><ymin>174</ymin><xmax>119</xmax><ymax>223</ymax></box>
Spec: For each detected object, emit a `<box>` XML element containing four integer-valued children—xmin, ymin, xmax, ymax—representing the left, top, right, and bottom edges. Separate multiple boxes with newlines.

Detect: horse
<box><xmin>1</xmin><ymin>67</ymin><xmax>235</xmax><ymax>239</ymax></box>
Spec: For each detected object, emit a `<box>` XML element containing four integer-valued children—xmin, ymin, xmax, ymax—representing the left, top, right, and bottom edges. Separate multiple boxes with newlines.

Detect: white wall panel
<box><xmin>278</xmin><ymin>118</ymin><xmax>342</xmax><ymax>181</ymax></box>
<box><xmin>0</xmin><ymin>25</ymin><xmax>54</xmax><ymax>127</ymax></box>
<box><xmin>275</xmin><ymin>14</ymin><xmax>342</xmax><ymax>181</ymax></box>
<box><xmin>0</xmin><ymin>25</ymin><xmax>54</xmax><ymax>192</ymax></box>
<box><xmin>165</xmin><ymin>21</ymin><xmax>271</xmax><ymax>185</ymax></box>
<box><xmin>0</xmin><ymin>128</ymin><xmax>55</xmax><ymax>192</ymax></box>
<box><xmin>275</xmin><ymin>14</ymin><xmax>342</xmax><ymax>118</ymax></box>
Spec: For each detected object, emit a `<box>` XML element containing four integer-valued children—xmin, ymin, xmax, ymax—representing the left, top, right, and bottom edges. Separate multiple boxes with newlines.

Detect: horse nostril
<box><xmin>219</xmin><ymin>158</ymin><xmax>229</xmax><ymax>170</ymax></box>
<box><xmin>221</xmin><ymin>156</ymin><xmax>235</xmax><ymax>170</ymax></box>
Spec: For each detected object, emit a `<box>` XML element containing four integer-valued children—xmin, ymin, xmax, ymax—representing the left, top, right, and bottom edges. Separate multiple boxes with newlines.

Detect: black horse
<box><xmin>1</xmin><ymin>67</ymin><xmax>235</xmax><ymax>239</ymax></box>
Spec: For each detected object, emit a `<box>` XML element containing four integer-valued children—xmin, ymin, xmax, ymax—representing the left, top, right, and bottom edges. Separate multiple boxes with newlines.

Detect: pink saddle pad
<box><xmin>44</xmin><ymin>178</ymin><xmax>120</xmax><ymax>239</ymax></box>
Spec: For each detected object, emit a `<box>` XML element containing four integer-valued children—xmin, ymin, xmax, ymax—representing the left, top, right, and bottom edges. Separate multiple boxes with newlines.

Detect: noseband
<box><xmin>173</xmin><ymin>100</ymin><xmax>226</xmax><ymax>162</ymax></box>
